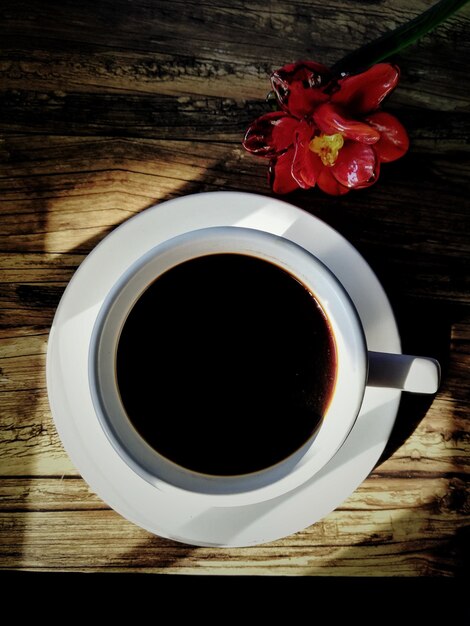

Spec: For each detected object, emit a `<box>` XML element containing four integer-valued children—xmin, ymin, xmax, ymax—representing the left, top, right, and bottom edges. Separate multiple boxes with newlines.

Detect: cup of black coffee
<box><xmin>89</xmin><ymin>226</ymin><xmax>440</xmax><ymax>506</ymax></box>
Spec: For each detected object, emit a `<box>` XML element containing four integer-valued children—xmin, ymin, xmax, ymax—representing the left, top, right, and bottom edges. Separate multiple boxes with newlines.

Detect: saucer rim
<box><xmin>47</xmin><ymin>191</ymin><xmax>401</xmax><ymax>547</ymax></box>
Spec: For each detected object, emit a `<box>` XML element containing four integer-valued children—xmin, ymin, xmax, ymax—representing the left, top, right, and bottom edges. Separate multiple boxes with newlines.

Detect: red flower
<box><xmin>243</xmin><ymin>61</ymin><xmax>409</xmax><ymax>195</ymax></box>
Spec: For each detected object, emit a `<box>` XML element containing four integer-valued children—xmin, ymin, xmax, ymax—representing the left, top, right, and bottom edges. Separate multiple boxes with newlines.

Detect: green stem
<box><xmin>332</xmin><ymin>0</ymin><xmax>469</xmax><ymax>75</ymax></box>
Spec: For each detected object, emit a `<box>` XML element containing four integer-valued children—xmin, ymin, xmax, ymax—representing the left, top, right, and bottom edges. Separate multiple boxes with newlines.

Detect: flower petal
<box><xmin>317</xmin><ymin>168</ymin><xmax>350</xmax><ymax>195</ymax></box>
<box><xmin>271</xmin><ymin>61</ymin><xmax>330</xmax><ymax>95</ymax></box>
<box><xmin>271</xmin><ymin>61</ymin><xmax>331</xmax><ymax>118</ymax></box>
<box><xmin>355</xmin><ymin>160</ymin><xmax>381</xmax><ymax>189</ymax></box>
<box><xmin>243</xmin><ymin>112</ymin><xmax>299</xmax><ymax>157</ymax></box>
<box><xmin>314</xmin><ymin>103</ymin><xmax>380</xmax><ymax>144</ymax></box>
<box><xmin>293</xmin><ymin>146</ymin><xmax>323</xmax><ymax>189</ymax></box>
<box><xmin>365</xmin><ymin>111</ymin><xmax>409</xmax><ymax>162</ymax></box>
<box><xmin>269</xmin><ymin>148</ymin><xmax>299</xmax><ymax>194</ymax></box>
<box><xmin>332</xmin><ymin>141</ymin><xmax>377</xmax><ymax>188</ymax></box>
<box><xmin>291</xmin><ymin>121</ymin><xmax>319</xmax><ymax>189</ymax></box>
<box><xmin>332</xmin><ymin>63</ymin><xmax>400</xmax><ymax>114</ymax></box>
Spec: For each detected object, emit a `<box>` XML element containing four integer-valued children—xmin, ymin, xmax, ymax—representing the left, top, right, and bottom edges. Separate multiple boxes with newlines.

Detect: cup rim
<box><xmin>89</xmin><ymin>226</ymin><xmax>368</xmax><ymax>506</ymax></box>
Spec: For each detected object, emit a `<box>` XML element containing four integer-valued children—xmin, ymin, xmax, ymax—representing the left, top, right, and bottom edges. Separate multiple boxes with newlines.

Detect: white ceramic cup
<box><xmin>89</xmin><ymin>226</ymin><xmax>440</xmax><ymax>506</ymax></box>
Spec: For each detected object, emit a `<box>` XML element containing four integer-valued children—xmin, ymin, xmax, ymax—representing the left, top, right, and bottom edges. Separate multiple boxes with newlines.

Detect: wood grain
<box><xmin>0</xmin><ymin>0</ymin><xmax>469</xmax><ymax>575</ymax></box>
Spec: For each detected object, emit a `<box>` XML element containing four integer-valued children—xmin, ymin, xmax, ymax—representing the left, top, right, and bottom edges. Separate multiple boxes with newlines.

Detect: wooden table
<box><xmin>0</xmin><ymin>0</ymin><xmax>468</xmax><ymax>576</ymax></box>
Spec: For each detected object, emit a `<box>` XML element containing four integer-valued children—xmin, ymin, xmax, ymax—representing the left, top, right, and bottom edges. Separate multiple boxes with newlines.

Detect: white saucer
<box><xmin>47</xmin><ymin>191</ymin><xmax>401</xmax><ymax>547</ymax></box>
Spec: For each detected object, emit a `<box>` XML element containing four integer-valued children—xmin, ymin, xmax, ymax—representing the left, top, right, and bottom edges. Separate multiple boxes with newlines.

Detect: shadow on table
<box><xmin>378</xmin><ymin>298</ymin><xmax>453</xmax><ymax>465</ymax></box>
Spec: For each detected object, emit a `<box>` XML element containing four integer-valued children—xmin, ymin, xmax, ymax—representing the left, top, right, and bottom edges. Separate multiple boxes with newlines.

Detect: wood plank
<box><xmin>0</xmin><ymin>285</ymin><xmax>63</xmax><ymax>328</ymax></box>
<box><xmin>0</xmin><ymin>0</ymin><xmax>468</xmax><ymax>110</ymax></box>
<box><xmin>1</xmin><ymin>92</ymin><xmax>469</xmax><ymax>142</ymax></box>
<box><xmin>0</xmin><ymin>475</ymin><xmax>463</xmax><ymax>512</ymax></box>
<box><xmin>1</xmin><ymin>48</ymin><xmax>468</xmax><ymax>111</ymax></box>
<box><xmin>0</xmin><ymin>90</ymin><xmax>265</xmax><ymax>140</ymax></box>
<box><xmin>0</xmin><ymin>253</ymin><xmax>84</xmax><ymax>284</ymax></box>
<box><xmin>0</xmin><ymin>390</ymin><xmax>76</xmax><ymax>477</ymax></box>
<box><xmin>0</xmin><ymin>477</ymin><xmax>109</xmax><ymax>511</ymax></box>
<box><xmin>0</xmin><ymin>504</ymin><xmax>466</xmax><ymax>575</ymax></box>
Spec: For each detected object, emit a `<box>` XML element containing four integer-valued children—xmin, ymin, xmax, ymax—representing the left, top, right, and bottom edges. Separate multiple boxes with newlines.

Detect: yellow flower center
<box><xmin>309</xmin><ymin>133</ymin><xmax>344</xmax><ymax>167</ymax></box>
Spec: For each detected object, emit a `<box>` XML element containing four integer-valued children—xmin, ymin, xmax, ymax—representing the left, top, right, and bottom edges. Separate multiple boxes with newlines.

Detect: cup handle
<box><xmin>367</xmin><ymin>351</ymin><xmax>441</xmax><ymax>394</ymax></box>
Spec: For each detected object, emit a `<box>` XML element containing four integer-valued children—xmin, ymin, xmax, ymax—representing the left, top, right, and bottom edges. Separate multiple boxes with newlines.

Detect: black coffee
<box><xmin>116</xmin><ymin>254</ymin><xmax>336</xmax><ymax>476</ymax></box>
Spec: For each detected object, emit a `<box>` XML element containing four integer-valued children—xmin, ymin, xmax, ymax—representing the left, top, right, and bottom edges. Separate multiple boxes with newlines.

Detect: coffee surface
<box><xmin>116</xmin><ymin>253</ymin><xmax>336</xmax><ymax>475</ymax></box>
